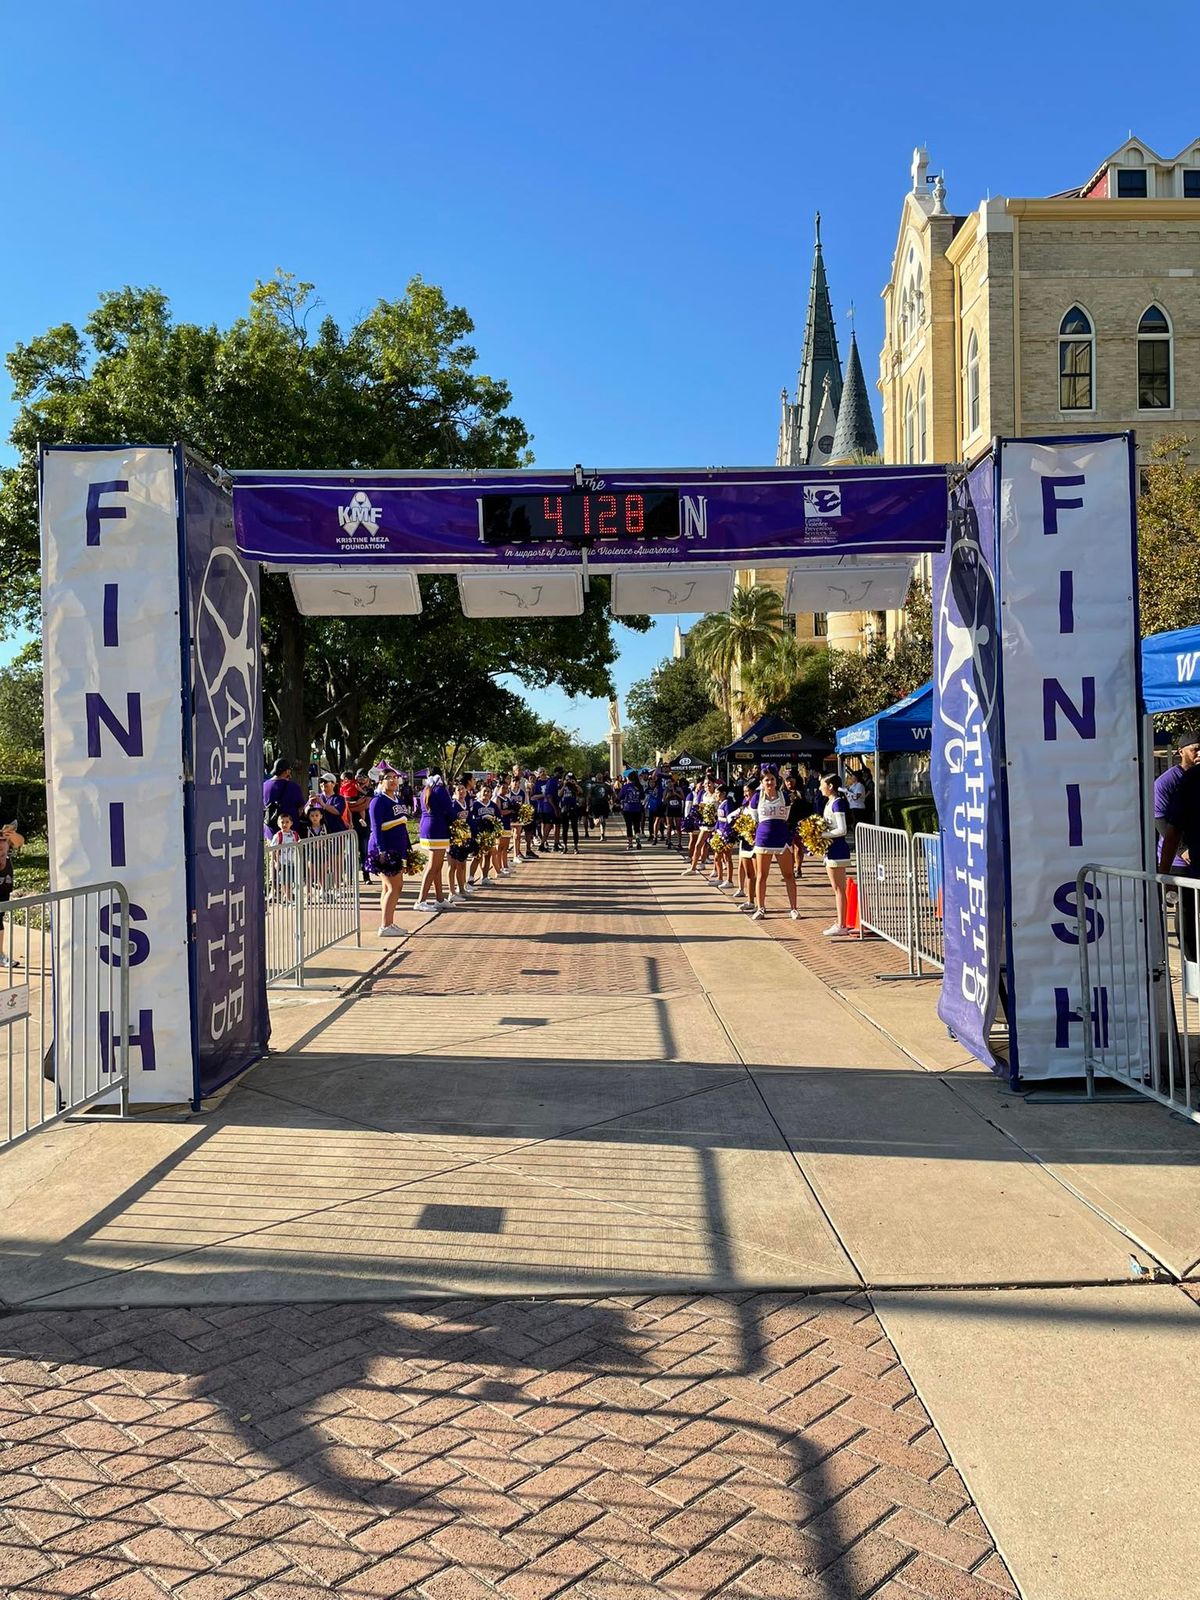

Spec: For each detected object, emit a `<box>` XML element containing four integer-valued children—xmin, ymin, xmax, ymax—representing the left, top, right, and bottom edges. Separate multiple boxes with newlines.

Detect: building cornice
<box><xmin>944</xmin><ymin>212</ymin><xmax>979</xmax><ymax>265</ymax></box>
<box><xmin>1006</xmin><ymin>197</ymin><xmax>1200</xmax><ymax>221</ymax></box>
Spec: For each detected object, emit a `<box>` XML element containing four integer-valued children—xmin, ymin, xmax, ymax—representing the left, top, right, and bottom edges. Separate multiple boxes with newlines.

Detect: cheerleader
<box><xmin>447</xmin><ymin>779</ymin><xmax>474</xmax><ymax>900</ymax></box>
<box><xmin>367</xmin><ymin>768</ymin><xmax>412</xmax><ymax>935</ymax></box>
<box><xmin>682</xmin><ymin>776</ymin><xmax>720</xmax><ymax>875</ymax></box>
<box><xmin>470</xmin><ymin>781</ymin><xmax>502</xmax><ymax>885</ymax></box>
<box><xmin>494</xmin><ymin>777</ymin><xmax>514</xmax><ymax>875</ymax></box>
<box><xmin>820</xmin><ymin>774</ymin><xmax>854</xmax><ymax>934</ymax></box>
<box><xmin>749</xmin><ymin>765</ymin><xmax>800</xmax><ymax>921</ymax></box>
<box><xmin>416</xmin><ymin>772</ymin><xmax>454</xmax><ymax>911</ymax></box>
<box><xmin>708</xmin><ymin>783</ymin><xmax>736</xmax><ymax>888</ymax></box>
<box><xmin>508</xmin><ymin>766</ymin><xmax>529</xmax><ymax>862</ymax></box>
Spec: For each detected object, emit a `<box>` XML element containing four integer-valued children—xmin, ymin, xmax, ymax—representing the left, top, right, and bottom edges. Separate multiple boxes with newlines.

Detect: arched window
<box><xmin>1137</xmin><ymin>304</ymin><xmax>1172</xmax><ymax>409</ymax></box>
<box><xmin>904</xmin><ymin>386</ymin><xmax>915</xmax><ymax>462</ymax></box>
<box><xmin>1059</xmin><ymin>306</ymin><xmax>1094</xmax><ymax>410</ymax></box>
<box><xmin>917</xmin><ymin>372</ymin><xmax>928</xmax><ymax>460</ymax></box>
<box><xmin>965</xmin><ymin>330</ymin><xmax>981</xmax><ymax>435</ymax></box>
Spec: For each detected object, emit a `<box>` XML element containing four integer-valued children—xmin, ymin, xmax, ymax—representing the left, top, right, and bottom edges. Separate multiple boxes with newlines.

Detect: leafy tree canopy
<box><xmin>0</xmin><ymin>641</ymin><xmax>44</xmax><ymax>776</ymax></box>
<box><xmin>625</xmin><ymin>652</ymin><xmax>713</xmax><ymax>755</ymax></box>
<box><xmin>1138</xmin><ymin>434</ymin><xmax>1200</xmax><ymax>639</ymax></box>
<box><xmin>1</xmin><ymin>274</ymin><xmax>645</xmax><ymax>765</ymax></box>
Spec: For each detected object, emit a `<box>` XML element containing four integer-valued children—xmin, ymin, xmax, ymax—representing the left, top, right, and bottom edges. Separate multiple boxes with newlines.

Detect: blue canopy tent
<box><xmin>836</xmin><ymin>683</ymin><xmax>933</xmax><ymax>825</ymax></box>
<box><xmin>1141</xmin><ymin>626</ymin><xmax>1200</xmax><ymax>715</ymax></box>
<box><xmin>835</xmin><ymin>682</ymin><xmax>933</xmax><ymax>755</ymax></box>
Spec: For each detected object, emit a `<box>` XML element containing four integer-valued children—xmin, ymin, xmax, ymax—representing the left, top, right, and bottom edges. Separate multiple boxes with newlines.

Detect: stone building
<box><xmin>733</xmin><ymin>219</ymin><xmax>882</xmax><ymax>730</ymax></box>
<box><xmin>879</xmin><ymin>137</ymin><xmax>1200</xmax><ymax>473</ymax></box>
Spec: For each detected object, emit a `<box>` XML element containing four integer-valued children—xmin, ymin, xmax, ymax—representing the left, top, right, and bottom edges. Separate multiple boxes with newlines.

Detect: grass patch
<box><xmin>13</xmin><ymin>833</ymin><xmax>50</xmax><ymax>897</ymax></box>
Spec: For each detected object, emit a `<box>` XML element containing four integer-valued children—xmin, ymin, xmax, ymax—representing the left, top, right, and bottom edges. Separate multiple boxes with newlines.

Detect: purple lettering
<box><xmin>108</xmin><ymin>802</ymin><xmax>126</xmax><ymax>869</ymax></box>
<box><xmin>1054</xmin><ymin>984</ymin><xmax>1109</xmax><ymax>1049</ymax></box>
<box><xmin>1041</xmin><ymin>474</ymin><xmax>1086</xmax><ymax>537</ymax></box>
<box><xmin>86</xmin><ymin>480</ymin><xmax>128</xmax><ymax>546</ymax></box>
<box><xmin>86</xmin><ymin>693</ymin><xmax>143</xmax><ymax>759</ymax></box>
<box><xmin>1043</xmin><ymin>677</ymin><xmax>1096</xmax><ymax>741</ymax></box>
<box><xmin>1066</xmin><ymin>783</ymin><xmax>1083</xmax><ymax>847</ymax></box>
<box><xmin>103</xmin><ymin>582</ymin><xmax>119</xmax><ymax>647</ymax></box>
<box><xmin>98</xmin><ymin>1007</ymin><xmax>157</xmax><ymax>1073</ymax></box>
<box><xmin>1058</xmin><ymin>570</ymin><xmax>1074</xmax><ymax>634</ymax></box>
<box><xmin>98</xmin><ymin>900</ymin><xmax>151</xmax><ymax>967</ymax></box>
<box><xmin>1051</xmin><ymin>880</ymin><xmax>1104</xmax><ymax>945</ymax></box>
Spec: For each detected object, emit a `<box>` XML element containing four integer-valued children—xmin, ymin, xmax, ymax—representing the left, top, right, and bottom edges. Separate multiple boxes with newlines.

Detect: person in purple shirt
<box><xmin>367</xmin><ymin>770</ymin><xmax>412</xmax><ymax>936</ymax></box>
<box><xmin>416</xmin><ymin>774</ymin><xmax>456</xmax><ymax>911</ymax></box>
<box><xmin>263</xmin><ymin>758</ymin><xmax>306</xmax><ymax>841</ymax></box>
<box><xmin>1155</xmin><ymin>731</ymin><xmax>1200</xmax><ymax>876</ymax></box>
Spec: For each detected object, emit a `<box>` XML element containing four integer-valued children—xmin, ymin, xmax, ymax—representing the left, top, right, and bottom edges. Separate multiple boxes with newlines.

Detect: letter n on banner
<box><xmin>996</xmin><ymin>434</ymin><xmax>1146</xmax><ymax>1080</ymax></box>
<box><xmin>932</xmin><ymin>457</ymin><xmax>1004</xmax><ymax>1068</ymax></box>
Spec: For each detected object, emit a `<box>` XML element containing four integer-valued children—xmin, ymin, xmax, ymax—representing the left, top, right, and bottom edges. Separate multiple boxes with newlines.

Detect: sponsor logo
<box><xmin>196</xmin><ymin>548</ymin><xmax>258</xmax><ymax>749</ymax></box>
<box><xmin>337</xmin><ymin>490</ymin><xmax>383</xmax><ymax>532</ymax></box>
<box><xmin>804</xmin><ymin>485</ymin><xmax>843</xmax><ymax>519</ymax></box>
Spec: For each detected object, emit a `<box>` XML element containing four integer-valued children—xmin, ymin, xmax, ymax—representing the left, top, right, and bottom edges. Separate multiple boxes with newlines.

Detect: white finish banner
<box><xmin>998</xmin><ymin>435</ymin><xmax>1145</xmax><ymax>1078</ymax></box>
<box><xmin>41</xmin><ymin>447</ymin><xmax>194</xmax><ymax>1101</ymax></box>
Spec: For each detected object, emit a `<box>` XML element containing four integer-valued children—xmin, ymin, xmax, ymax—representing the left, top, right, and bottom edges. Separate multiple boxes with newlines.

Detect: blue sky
<box><xmin>3</xmin><ymin>1</ymin><xmax>1198</xmax><ymax>738</ymax></box>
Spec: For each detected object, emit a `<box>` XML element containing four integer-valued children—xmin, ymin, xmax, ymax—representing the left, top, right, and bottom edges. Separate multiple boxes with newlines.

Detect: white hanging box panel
<box><xmin>610</xmin><ymin>566</ymin><xmax>734</xmax><ymax>616</ymax></box>
<box><xmin>290</xmin><ymin>569</ymin><xmax>422</xmax><ymax>616</ymax></box>
<box><xmin>784</xmin><ymin>558</ymin><xmax>916</xmax><ymax>614</ymax></box>
<box><xmin>457</xmin><ymin>570</ymin><xmax>583</xmax><ymax>618</ymax></box>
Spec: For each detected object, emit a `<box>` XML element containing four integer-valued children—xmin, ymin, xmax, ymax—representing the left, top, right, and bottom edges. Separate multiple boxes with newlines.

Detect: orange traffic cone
<box><xmin>845</xmin><ymin>877</ymin><xmax>860</xmax><ymax>934</ymax></box>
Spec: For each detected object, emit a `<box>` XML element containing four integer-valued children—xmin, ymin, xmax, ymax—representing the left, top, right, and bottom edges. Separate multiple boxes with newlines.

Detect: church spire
<box><xmin>829</xmin><ymin>329</ymin><xmax>879</xmax><ymax>462</ymax></box>
<box><xmin>777</xmin><ymin>213</ymin><xmax>844</xmax><ymax>466</ymax></box>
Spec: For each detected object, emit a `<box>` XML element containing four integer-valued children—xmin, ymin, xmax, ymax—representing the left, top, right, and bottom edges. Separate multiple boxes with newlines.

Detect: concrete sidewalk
<box><xmin>0</xmin><ymin>836</ymin><xmax>1197</xmax><ymax>1597</ymax></box>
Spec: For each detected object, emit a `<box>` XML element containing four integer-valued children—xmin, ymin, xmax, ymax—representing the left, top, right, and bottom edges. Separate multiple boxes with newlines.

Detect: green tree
<box><xmin>668</xmin><ymin>706</ymin><xmax>730</xmax><ymax>764</ymax></box>
<box><xmin>625</xmin><ymin>652</ymin><xmax>714</xmax><ymax>754</ymax></box>
<box><xmin>2</xmin><ymin>275</ymin><xmax>642</xmax><ymax>762</ymax></box>
<box><xmin>0</xmin><ymin>641</ymin><xmax>44</xmax><ymax>775</ymax></box>
<box><xmin>687</xmin><ymin>583</ymin><xmax>785</xmax><ymax>718</ymax></box>
<box><xmin>1138</xmin><ymin>434</ymin><xmax>1200</xmax><ymax>637</ymax></box>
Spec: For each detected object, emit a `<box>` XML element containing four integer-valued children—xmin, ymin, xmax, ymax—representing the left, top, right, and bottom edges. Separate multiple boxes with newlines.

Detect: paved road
<box><xmin>2</xmin><ymin>837</ymin><xmax>1199</xmax><ymax>1597</ymax></box>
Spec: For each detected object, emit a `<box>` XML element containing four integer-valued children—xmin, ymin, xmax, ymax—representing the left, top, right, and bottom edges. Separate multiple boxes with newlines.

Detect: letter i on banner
<box><xmin>996</xmin><ymin>434</ymin><xmax>1146</xmax><ymax>1080</ymax></box>
<box><xmin>40</xmin><ymin>447</ymin><xmax>194</xmax><ymax>1102</ymax></box>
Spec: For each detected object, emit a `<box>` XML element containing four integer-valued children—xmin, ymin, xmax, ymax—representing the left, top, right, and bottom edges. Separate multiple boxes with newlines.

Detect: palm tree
<box><xmin>741</xmin><ymin>632</ymin><xmax>824</xmax><ymax>720</ymax></box>
<box><xmin>688</xmin><ymin>583</ymin><xmax>785</xmax><ymax>720</ymax></box>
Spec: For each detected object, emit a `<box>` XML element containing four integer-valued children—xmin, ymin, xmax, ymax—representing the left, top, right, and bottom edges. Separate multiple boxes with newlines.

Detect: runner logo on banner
<box><xmin>932</xmin><ymin>459</ymin><xmax>1004</xmax><ymax>1067</ymax></box>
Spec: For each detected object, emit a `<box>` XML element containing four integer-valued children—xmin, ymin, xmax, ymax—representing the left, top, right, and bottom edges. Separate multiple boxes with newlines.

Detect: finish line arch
<box><xmin>38</xmin><ymin>438</ymin><xmax>1147</xmax><ymax>1110</ymax></box>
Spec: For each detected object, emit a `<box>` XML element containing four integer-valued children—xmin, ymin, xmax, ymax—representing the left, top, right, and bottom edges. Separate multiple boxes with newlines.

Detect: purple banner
<box><xmin>184</xmin><ymin>459</ymin><xmax>269</xmax><ymax>1096</ymax></box>
<box><xmin>232</xmin><ymin>465</ymin><xmax>949</xmax><ymax>568</ymax></box>
<box><xmin>932</xmin><ymin>457</ymin><xmax>1005</xmax><ymax>1069</ymax></box>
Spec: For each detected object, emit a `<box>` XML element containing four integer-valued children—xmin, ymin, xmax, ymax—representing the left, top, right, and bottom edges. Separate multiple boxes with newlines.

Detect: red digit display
<box><xmin>625</xmin><ymin>493</ymin><xmax>645</xmax><ymax>536</ymax></box>
<box><xmin>481</xmin><ymin>489</ymin><xmax>677</xmax><ymax>545</ymax></box>
<box><xmin>598</xmin><ymin>494</ymin><xmax>618</xmax><ymax>537</ymax></box>
<box><xmin>542</xmin><ymin>495</ymin><xmax>564</xmax><ymax>538</ymax></box>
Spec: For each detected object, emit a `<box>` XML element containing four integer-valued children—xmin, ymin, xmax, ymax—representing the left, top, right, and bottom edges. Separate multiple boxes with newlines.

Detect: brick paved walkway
<box><xmin>0</xmin><ymin>1291</ymin><xmax>1018</xmax><ymax>1599</ymax></box>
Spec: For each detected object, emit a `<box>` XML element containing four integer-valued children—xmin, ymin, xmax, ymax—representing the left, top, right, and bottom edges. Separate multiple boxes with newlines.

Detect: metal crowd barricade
<box><xmin>911</xmin><ymin>831</ymin><xmax>945</xmax><ymax>973</ymax></box>
<box><xmin>265</xmin><ymin>829</ymin><xmax>361</xmax><ymax>986</ymax></box>
<box><xmin>1</xmin><ymin>881</ymin><xmax>130</xmax><ymax>1154</ymax></box>
<box><xmin>853</xmin><ymin>824</ymin><xmax>916</xmax><ymax>972</ymax></box>
<box><xmin>1078</xmin><ymin>863</ymin><xmax>1200</xmax><ymax>1124</ymax></box>
<box><xmin>853</xmin><ymin>824</ymin><xmax>944</xmax><ymax>978</ymax></box>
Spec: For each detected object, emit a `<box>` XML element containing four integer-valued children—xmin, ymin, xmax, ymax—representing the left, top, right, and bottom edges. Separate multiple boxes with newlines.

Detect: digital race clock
<box><xmin>479</xmin><ymin>490</ymin><xmax>679</xmax><ymax>546</ymax></box>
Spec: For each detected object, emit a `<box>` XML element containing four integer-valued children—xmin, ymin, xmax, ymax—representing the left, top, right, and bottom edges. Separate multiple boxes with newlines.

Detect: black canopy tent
<box><xmin>714</xmin><ymin>712</ymin><xmax>834</xmax><ymax>775</ymax></box>
<box><xmin>669</xmin><ymin>751</ymin><xmax>704</xmax><ymax>772</ymax></box>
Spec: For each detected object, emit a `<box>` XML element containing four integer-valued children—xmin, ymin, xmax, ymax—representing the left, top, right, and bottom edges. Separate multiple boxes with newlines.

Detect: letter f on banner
<box><xmin>1041</xmin><ymin>475</ymin><xmax>1086</xmax><ymax>536</ymax></box>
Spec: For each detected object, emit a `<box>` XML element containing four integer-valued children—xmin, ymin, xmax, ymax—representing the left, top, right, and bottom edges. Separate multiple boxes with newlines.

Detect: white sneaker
<box><xmin>681</xmin><ymin>867</ymin><xmax>695</xmax><ymax>876</ymax></box>
<box><xmin>500</xmin><ymin>867</ymin><xmax>512</xmax><ymax>877</ymax></box>
<box><xmin>822</xmin><ymin>922</ymin><xmax>845</xmax><ymax>936</ymax></box>
<box><xmin>450</xmin><ymin>892</ymin><xmax>464</xmax><ymax>902</ymax></box>
<box><xmin>377</xmin><ymin>924</ymin><xmax>402</xmax><ymax>938</ymax></box>
<box><xmin>463</xmin><ymin>884</ymin><xmax>476</xmax><ymax>896</ymax></box>
<box><xmin>751</xmin><ymin>908</ymin><xmax>765</xmax><ymax>921</ymax></box>
<box><xmin>412</xmin><ymin>900</ymin><xmax>432</xmax><ymax>912</ymax></box>
<box><xmin>789</xmin><ymin>909</ymin><xmax>800</xmax><ymax>921</ymax></box>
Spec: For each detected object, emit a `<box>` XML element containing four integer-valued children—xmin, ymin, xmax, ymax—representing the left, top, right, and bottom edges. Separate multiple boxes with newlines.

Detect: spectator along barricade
<box><xmin>264</xmin><ymin>828</ymin><xmax>361</xmax><ymax>986</ymax></box>
<box><xmin>853</xmin><ymin>822</ymin><xmax>944</xmax><ymax>979</ymax></box>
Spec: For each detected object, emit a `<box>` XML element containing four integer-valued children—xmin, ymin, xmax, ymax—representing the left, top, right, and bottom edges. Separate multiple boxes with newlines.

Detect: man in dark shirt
<box><xmin>1154</xmin><ymin>731</ymin><xmax>1200</xmax><ymax>875</ymax></box>
<box><xmin>263</xmin><ymin>758</ymin><xmax>306</xmax><ymax>840</ymax></box>
<box><xmin>1158</xmin><ymin>756</ymin><xmax>1200</xmax><ymax>878</ymax></box>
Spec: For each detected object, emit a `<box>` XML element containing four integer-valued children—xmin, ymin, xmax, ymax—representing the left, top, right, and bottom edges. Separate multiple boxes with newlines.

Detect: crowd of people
<box><xmin>261</xmin><ymin>755</ymin><xmax>858</xmax><ymax>937</ymax></box>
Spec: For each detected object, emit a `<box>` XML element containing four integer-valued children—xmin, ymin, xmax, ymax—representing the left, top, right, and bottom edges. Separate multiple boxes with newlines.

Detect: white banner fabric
<box><xmin>998</xmin><ymin>435</ymin><xmax>1145</xmax><ymax>1078</ymax></box>
<box><xmin>40</xmin><ymin>447</ymin><xmax>194</xmax><ymax>1101</ymax></box>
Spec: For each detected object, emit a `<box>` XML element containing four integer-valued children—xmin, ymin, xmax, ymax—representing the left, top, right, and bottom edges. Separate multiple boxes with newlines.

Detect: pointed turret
<box><xmin>777</xmin><ymin>214</ymin><xmax>844</xmax><ymax>466</ymax></box>
<box><xmin>829</xmin><ymin>331</ymin><xmax>879</xmax><ymax>462</ymax></box>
